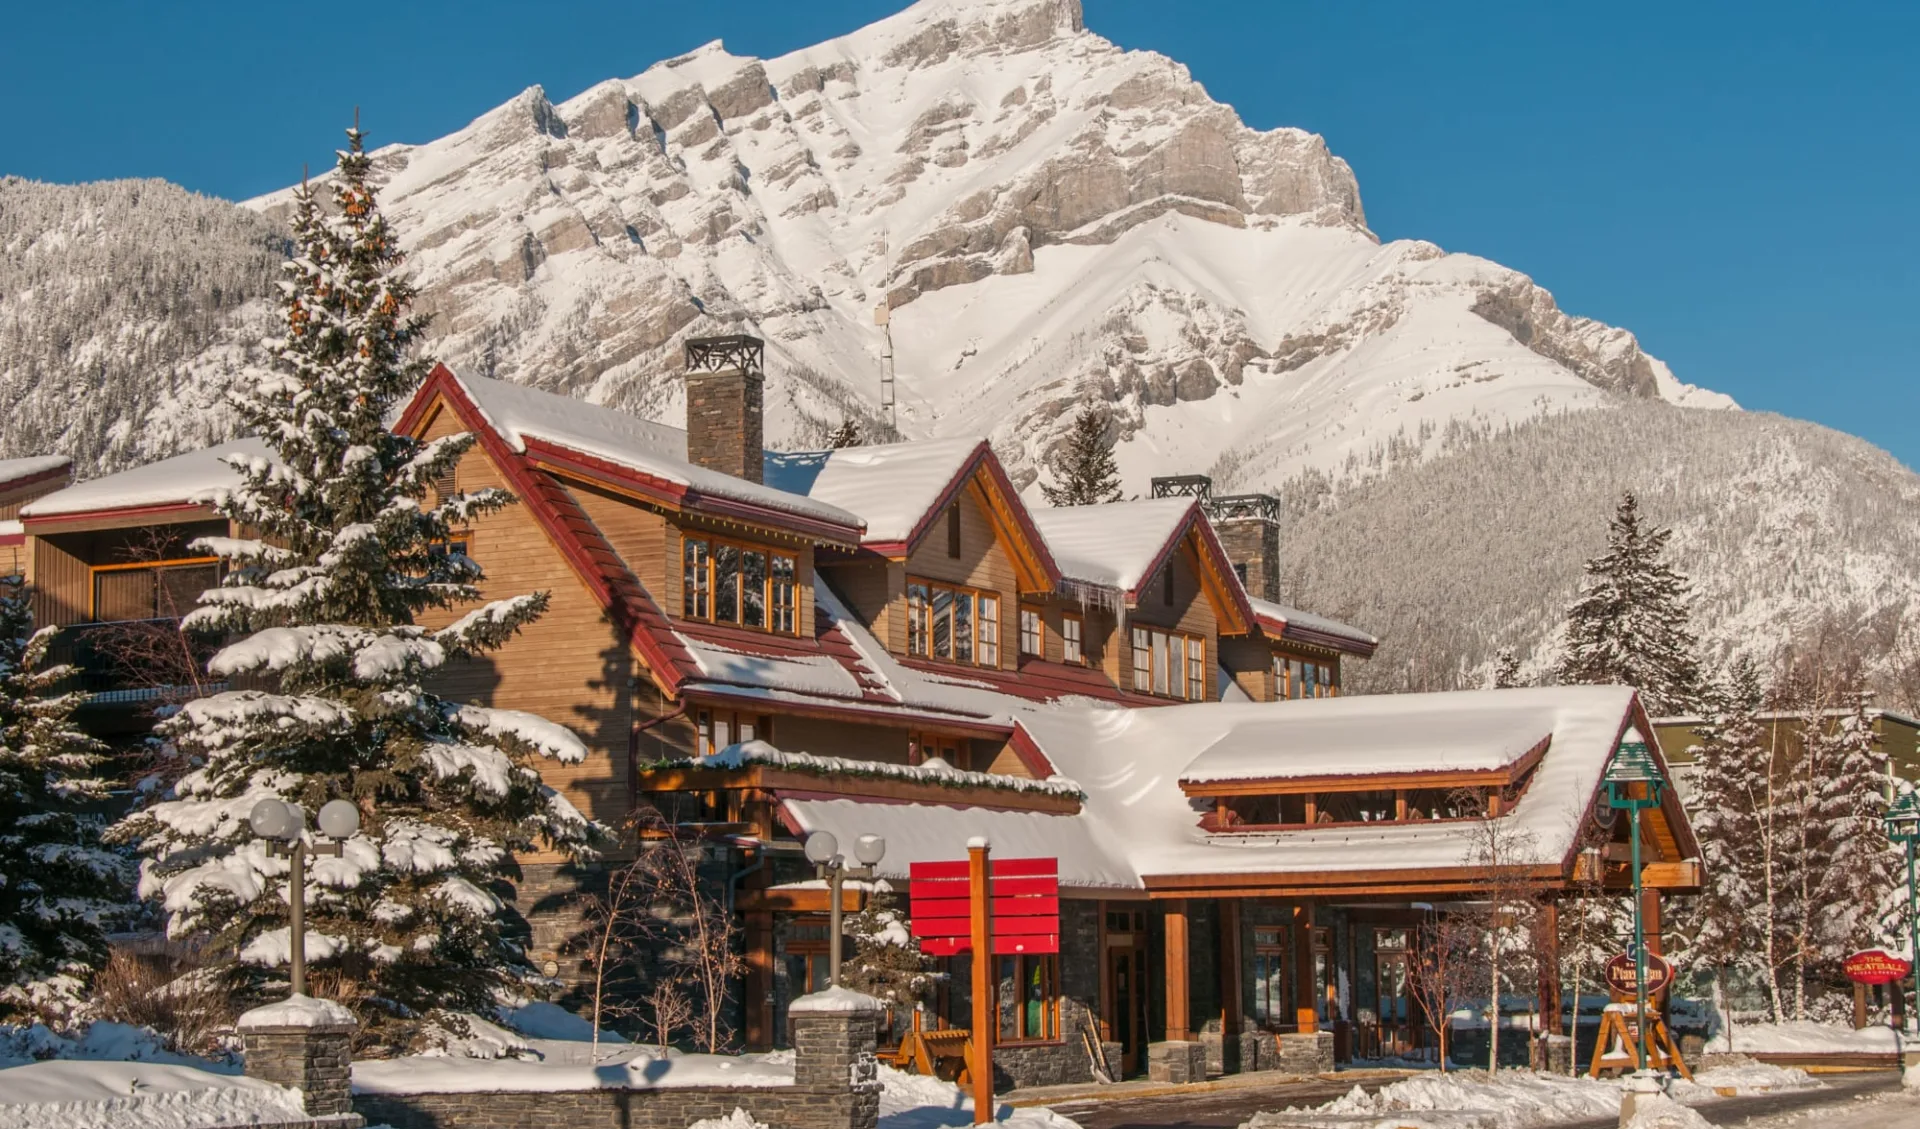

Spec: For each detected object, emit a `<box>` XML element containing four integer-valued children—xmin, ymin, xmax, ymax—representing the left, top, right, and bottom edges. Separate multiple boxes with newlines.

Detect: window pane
<box><xmin>683</xmin><ymin>539</ymin><xmax>710</xmax><ymax>619</ymax></box>
<box><xmin>771</xmin><ymin>555</ymin><xmax>796</xmax><ymax>634</ymax></box>
<box><xmin>1020</xmin><ymin>608</ymin><xmax>1041</xmax><ymax>655</ymax></box>
<box><xmin>1132</xmin><ymin>628</ymin><xmax>1151</xmax><ymax>692</ymax></box>
<box><xmin>932</xmin><ymin>588</ymin><xmax>953</xmax><ymax>658</ymax></box>
<box><xmin>156</xmin><ymin>563</ymin><xmax>218</xmax><ymax>618</ymax></box>
<box><xmin>714</xmin><ymin>543</ymin><xmax>742</xmax><ymax>624</ymax></box>
<box><xmin>1152</xmin><ymin>631</ymin><xmax>1170</xmax><ymax>696</ymax></box>
<box><xmin>740</xmin><ymin>550</ymin><xmax>767</xmax><ymax>629</ymax></box>
<box><xmin>978</xmin><ymin>596</ymin><xmax>998</xmax><ymax>666</ymax></box>
<box><xmin>1063</xmin><ymin>617</ymin><xmax>1082</xmax><ymax>664</ymax></box>
<box><xmin>1302</xmin><ymin>661</ymin><xmax>1318</xmax><ymax>698</ymax></box>
<box><xmin>94</xmin><ymin>568</ymin><xmax>156</xmax><ymax>622</ymax></box>
<box><xmin>908</xmin><ymin>583</ymin><xmax>930</xmax><ymax>656</ymax></box>
<box><xmin>953</xmin><ymin>591</ymin><xmax>974</xmax><ymax>664</ymax></box>
<box><xmin>997</xmin><ymin>956</ymin><xmax>1016</xmax><ymax>1041</ymax></box>
<box><xmin>1290</xmin><ymin>660</ymin><xmax>1305</xmax><ymax>700</ymax></box>
<box><xmin>713</xmin><ymin>714</ymin><xmax>732</xmax><ymax>752</ymax></box>
<box><xmin>1187</xmin><ymin>637</ymin><xmax>1206</xmax><ymax>701</ymax></box>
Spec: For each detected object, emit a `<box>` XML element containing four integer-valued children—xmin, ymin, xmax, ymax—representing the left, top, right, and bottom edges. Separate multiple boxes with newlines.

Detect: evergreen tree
<box><xmin>839</xmin><ymin>885</ymin><xmax>932</xmax><ymax>1009</ymax></box>
<box><xmin>1554</xmin><ymin>491</ymin><xmax>1701</xmax><ymax>713</ymax></box>
<box><xmin>0</xmin><ymin>575</ymin><xmax>128</xmax><ymax>1021</ymax></box>
<box><xmin>825</xmin><ymin>418</ymin><xmax>862</xmax><ymax>449</ymax></box>
<box><xmin>1491</xmin><ymin>647</ymin><xmax>1523</xmax><ymax>689</ymax></box>
<box><xmin>115</xmin><ymin>125</ymin><xmax>598</xmax><ymax>1047</ymax></box>
<box><xmin>1686</xmin><ymin>658</ymin><xmax>1768</xmax><ymax>979</ymax></box>
<box><xmin>1040</xmin><ymin>407</ymin><xmax>1123</xmax><ymax>506</ymax></box>
<box><xmin>1812</xmin><ymin>689</ymin><xmax>1895</xmax><ymax>957</ymax></box>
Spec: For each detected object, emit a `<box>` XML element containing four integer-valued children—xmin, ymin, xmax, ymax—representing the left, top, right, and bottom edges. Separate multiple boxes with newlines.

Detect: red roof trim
<box><xmin>772</xmin><ymin>788</ymin><xmax>1065</xmax><ymax>816</ymax></box>
<box><xmin>892</xmin><ymin>443</ymin><xmax>1061</xmax><ymax>590</ymax></box>
<box><xmin>0</xmin><ymin>533</ymin><xmax>23</xmax><ymax>547</ymax></box>
<box><xmin>683</xmin><ymin>684</ymin><xmax>1011</xmax><ymax>736</ymax></box>
<box><xmin>1252</xmin><ymin>608</ymin><xmax>1379</xmax><ymax>659</ymax></box>
<box><xmin>1122</xmin><ymin>503</ymin><xmax>1257</xmax><ymax>635</ymax></box>
<box><xmin>1007</xmin><ymin>722</ymin><xmax>1060</xmax><ymax>779</ymax></box>
<box><xmin>0</xmin><ymin>463</ymin><xmax>72</xmax><ymax>494</ymax></box>
<box><xmin>22</xmin><ymin>501</ymin><xmax>216</xmax><ymax>530</ymax></box>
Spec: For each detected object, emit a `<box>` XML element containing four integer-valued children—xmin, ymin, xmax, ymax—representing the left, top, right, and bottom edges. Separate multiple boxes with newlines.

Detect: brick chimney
<box><xmin>684</xmin><ymin>334</ymin><xmax>766</xmax><ymax>484</ymax></box>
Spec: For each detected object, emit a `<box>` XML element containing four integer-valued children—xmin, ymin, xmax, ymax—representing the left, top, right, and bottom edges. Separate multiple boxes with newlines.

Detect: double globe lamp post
<box><xmin>803</xmin><ymin>829</ymin><xmax>886</xmax><ymax>988</ymax></box>
<box><xmin>248</xmin><ymin>797</ymin><xmax>363</xmax><ymax>998</ymax></box>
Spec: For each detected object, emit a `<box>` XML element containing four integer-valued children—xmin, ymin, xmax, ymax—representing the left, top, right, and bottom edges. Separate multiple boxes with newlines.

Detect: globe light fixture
<box><xmin>1604</xmin><ymin>727</ymin><xmax>1666</xmax><ymax>1080</ymax></box>
<box><xmin>1884</xmin><ymin>788</ymin><xmax>1920</xmax><ymax>1034</ymax></box>
<box><xmin>805</xmin><ymin>827</ymin><xmax>885</xmax><ymax>986</ymax></box>
<box><xmin>317</xmin><ymin>799</ymin><xmax>362</xmax><ymax>840</ymax></box>
<box><xmin>250</xmin><ymin>796</ymin><xmax>364</xmax><ymax>998</ymax></box>
<box><xmin>249</xmin><ymin>798</ymin><xmax>300</xmax><ymax>841</ymax></box>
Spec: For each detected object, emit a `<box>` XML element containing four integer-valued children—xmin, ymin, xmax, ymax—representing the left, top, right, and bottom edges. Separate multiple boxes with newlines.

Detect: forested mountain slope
<box><xmin>1281</xmin><ymin>402</ymin><xmax>1920</xmax><ymax>701</ymax></box>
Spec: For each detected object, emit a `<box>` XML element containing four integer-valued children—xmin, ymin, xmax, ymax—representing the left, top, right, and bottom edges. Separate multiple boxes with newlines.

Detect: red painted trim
<box><xmin>772</xmin><ymin>789</ymin><xmax>1067</xmax><ymax>816</ymax></box>
<box><xmin>681</xmin><ymin>684</ymin><xmax>1010</xmax><ymax>736</ymax></box>
<box><xmin>890</xmin><ymin>443</ymin><xmax>1061</xmax><ymax>590</ymax></box>
<box><xmin>0</xmin><ymin>533</ymin><xmax>23</xmax><ymax>547</ymax></box>
<box><xmin>1007</xmin><ymin>722</ymin><xmax>1060</xmax><ymax>779</ymax></box>
<box><xmin>1122</xmin><ymin>504</ymin><xmax>1257</xmax><ymax>636</ymax></box>
<box><xmin>0</xmin><ymin>464</ymin><xmax>72</xmax><ymax>494</ymax></box>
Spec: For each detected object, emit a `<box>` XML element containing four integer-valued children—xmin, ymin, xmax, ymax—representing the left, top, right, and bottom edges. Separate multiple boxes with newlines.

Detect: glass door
<box><xmin>1373</xmin><ymin>928</ymin><xmax>1415</xmax><ymax>1057</ymax></box>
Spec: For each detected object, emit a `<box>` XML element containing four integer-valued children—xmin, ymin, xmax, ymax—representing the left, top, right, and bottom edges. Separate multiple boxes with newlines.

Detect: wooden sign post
<box><xmin>1588</xmin><ymin>953</ymin><xmax>1690</xmax><ymax>1081</ymax></box>
<box><xmin>968</xmin><ymin>839</ymin><xmax>993</xmax><ymax>1126</ymax></box>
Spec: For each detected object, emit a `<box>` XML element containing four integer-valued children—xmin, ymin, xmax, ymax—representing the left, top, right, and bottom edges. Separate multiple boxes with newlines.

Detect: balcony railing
<box><xmin>44</xmin><ymin>619</ymin><xmax>225</xmax><ymax>706</ymax></box>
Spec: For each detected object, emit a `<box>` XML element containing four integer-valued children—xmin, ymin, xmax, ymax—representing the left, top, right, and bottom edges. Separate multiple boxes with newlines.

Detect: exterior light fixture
<box><xmin>1604</xmin><ymin>728</ymin><xmax>1666</xmax><ymax>1078</ymax></box>
<box><xmin>804</xmin><ymin>828</ymin><xmax>886</xmax><ymax>986</ymax></box>
<box><xmin>248</xmin><ymin>796</ymin><xmax>361</xmax><ymax>997</ymax></box>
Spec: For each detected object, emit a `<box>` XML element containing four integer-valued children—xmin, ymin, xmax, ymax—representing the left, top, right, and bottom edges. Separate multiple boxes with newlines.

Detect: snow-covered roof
<box><xmin>782</xmin><ymin>796</ymin><xmax>1135</xmax><ymax>890</ymax></box>
<box><xmin>1030</xmin><ymin>497</ymin><xmax>1196</xmax><ymax>592</ymax></box>
<box><xmin>22</xmin><ymin>439</ymin><xmax>269</xmax><ymax>519</ymax></box>
<box><xmin>0</xmin><ymin>454</ymin><xmax>70</xmax><ymax>489</ymax></box>
<box><xmin>764</xmin><ymin>436</ymin><xmax>984</xmax><ymax>545</ymax></box>
<box><xmin>1248</xmin><ymin>595</ymin><xmax>1379</xmax><ymax>652</ymax></box>
<box><xmin>447</xmin><ymin>371</ymin><xmax>865</xmax><ymax>534</ymax></box>
<box><xmin>1176</xmin><ymin>703</ymin><xmax>1548</xmax><ymax>786</ymax></box>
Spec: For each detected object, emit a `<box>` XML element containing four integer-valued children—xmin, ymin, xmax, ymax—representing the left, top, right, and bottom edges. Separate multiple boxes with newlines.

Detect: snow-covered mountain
<box><xmin>246</xmin><ymin>0</ymin><xmax>1731</xmax><ymax>489</ymax></box>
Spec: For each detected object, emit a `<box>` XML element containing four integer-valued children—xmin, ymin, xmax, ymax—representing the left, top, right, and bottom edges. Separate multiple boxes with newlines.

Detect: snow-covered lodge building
<box><xmin>17</xmin><ymin>338</ymin><xmax>1701</xmax><ymax>1081</ymax></box>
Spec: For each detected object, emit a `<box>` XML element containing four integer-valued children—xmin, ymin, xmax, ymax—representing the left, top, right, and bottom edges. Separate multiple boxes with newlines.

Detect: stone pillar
<box><xmin>238</xmin><ymin>995</ymin><xmax>359</xmax><ymax>1118</ymax></box>
<box><xmin>1147</xmin><ymin>1039</ymin><xmax>1207</xmax><ymax>1084</ymax></box>
<box><xmin>684</xmin><ymin>335</ymin><xmax>766</xmax><ymax>484</ymax></box>
<box><xmin>789</xmin><ymin>986</ymin><xmax>882</xmax><ymax>1129</ymax></box>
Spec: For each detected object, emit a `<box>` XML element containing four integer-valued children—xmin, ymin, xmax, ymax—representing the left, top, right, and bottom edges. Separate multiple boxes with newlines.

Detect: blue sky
<box><xmin>6</xmin><ymin>1</ymin><xmax>1915</xmax><ymax>467</ymax></box>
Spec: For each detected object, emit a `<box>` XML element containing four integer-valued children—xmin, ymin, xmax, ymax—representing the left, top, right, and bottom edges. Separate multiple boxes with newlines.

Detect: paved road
<box><xmin>1046</xmin><ymin>1070</ymin><xmax>1906</xmax><ymax>1129</ymax></box>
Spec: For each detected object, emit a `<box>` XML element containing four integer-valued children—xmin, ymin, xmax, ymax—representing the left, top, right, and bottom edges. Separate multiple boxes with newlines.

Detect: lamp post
<box><xmin>1604</xmin><ymin>728</ymin><xmax>1666</xmax><ymax>1077</ymax></box>
<box><xmin>249</xmin><ymin>797</ymin><xmax>362</xmax><ymax>997</ymax></box>
<box><xmin>804</xmin><ymin>829</ymin><xmax>886</xmax><ymax>987</ymax></box>
<box><xmin>1886</xmin><ymin>788</ymin><xmax>1920</xmax><ymax>1034</ymax></box>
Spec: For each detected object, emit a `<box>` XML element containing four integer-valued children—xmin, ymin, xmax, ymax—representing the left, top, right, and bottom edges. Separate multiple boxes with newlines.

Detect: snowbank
<box><xmin>236</xmin><ymin>992</ymin><xmax>355</xmax><ymax>1029</ymax></box>
<box><xmin>1703</xmin><ymin>1020</ymin><xmax>1907</xmax><ymax>1054</ymax></box>
<box><xmin>0</xmin><ymin>1060</ymin><xmax>302</xmax><ymax>1129</ymax></box>
<box><xmin>351</xmin><ymin>1047</ymin><xmax>797</xmax><ymax>1094</ymax></box>
<box><xmin>877</xmin><ymin>1065</ymin><xmax>1080</xmax><ymax>1129</ymax></box>
<box><xmin>1248</xmin><ymin>1066</ymin><xmax>1817</xmax><ymax>1129</ymax></box>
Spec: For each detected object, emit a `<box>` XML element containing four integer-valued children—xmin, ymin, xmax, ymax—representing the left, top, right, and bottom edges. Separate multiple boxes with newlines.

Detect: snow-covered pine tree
<box><xmin>1811</xmin><ymin>688</ymin><xmax>1895</xmax><ymax>960</ymax></box>
<box><xmin>1554</xmin><ymin>491</ymin><xmax>1701</xmax><ymax>714</ymax></box>
<box><xmin>825</xmin><ymin>418</ymin><xmax>862</xmax><ymax>449</ymax></box>
<box><xmin>1491</xmin><ymin>647</ymin><xmax>1522</xmax><ymax>689</ymax></box>
<box><xmin>114</xmin><ymin>126</ymin><xmax>598</xmax><ymax>1047</ymax></box>
<box><xmin>839</xmin><ymin>884</ymin><xmax>932</xmax><ymax>1010</ymax></box>
<box><xmin>0</xmin><ymin>575</ymin><xmax>128</xmax><ymax>1021</ymax></box>
<box><xmin>1684</xmin><ymin>657</ymin><xmax>1769</xmax><ymax>1017</ymax></box>
<box><xmin>1040</xmin><ymin>407</ymin><xmax>1123</xmax><ymax>506</ymax></box>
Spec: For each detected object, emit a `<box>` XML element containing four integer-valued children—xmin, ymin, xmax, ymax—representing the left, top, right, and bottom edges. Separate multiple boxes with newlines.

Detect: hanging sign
<box><xmin>909</xmin><ymin>857</ymin><xmax>1060</xmax><ymax>955</ymax></box>
<box><xmin>1603</xmin><ymin>952</ymin><xmax>1674</xmax><ymax>997</ymax></box>
<box><xmin>1842</xmin><ymin>949</ymin><xmax>1912</xmax><ymax>986</ymax></box>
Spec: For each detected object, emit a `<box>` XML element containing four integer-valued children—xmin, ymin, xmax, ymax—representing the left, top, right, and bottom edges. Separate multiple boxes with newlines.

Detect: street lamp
<box><xmin>1604</xmin><ymin>728</ymin><xmax>1666</xmax><ymax>1078</ymax></box>
<box><xmin>1885</xmin><ymin>788</ymin><xmax>1920</xmax><ymax>1034</ymax></box>
<box><xmin>249</xmin><ymin>797</ymin><xmax>362</xmax><ymax>997</ymax></box>
<box><xmin>805</xmin><ymin>830</ymin><xmax>886</xmax><ymax>987</ymax></box>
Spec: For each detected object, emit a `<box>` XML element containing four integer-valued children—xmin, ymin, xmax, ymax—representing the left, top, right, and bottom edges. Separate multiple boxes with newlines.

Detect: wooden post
<box><xmin>746</xmin><ymin>910</ymin><xmax>774</xmax><ymax>1049</ymax></box>
<box><xmin>1294</xmin><ymin>903</ymin><xmax>1317</xmax><ymax>1034</ymax></box>
<box><xmin>1639</xmin><ymin>888</ymin><xmax>1663</xmax><ymax>956</ymax></box>
<box><xmin>1165</xmin><ymin>899</ymin><xmax>1192</xmax><ymax>1041</ymax></box>
<box><xmin>968</xmin><ymin>840</ymin><xmax>993</xmax><ymax>1125</ymax></box>
<box><xmin>1219</xmin><ymin>899</ymin><xmax>1242</xmax><ymax>1068</ymax></box>
<box><xmin>1853</xmin><ymin>984</ymin><xmax>1869</xmax><ymax>1030</ymax></box>
<box><xmin>1536</xmin><ymin>899</ymin><xmax>1560</xmax><ymax>1065</ymax></box>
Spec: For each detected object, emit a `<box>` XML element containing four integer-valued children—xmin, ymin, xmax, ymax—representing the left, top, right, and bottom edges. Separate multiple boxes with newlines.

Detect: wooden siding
<box><xmin>1218</xmin><ymin>635</ymin><xmax>1275</xmax><ymax>702</ymax></box>
<box><xmin>0</xmin><ymin>475</ymin><xmax>68</xmax><ymax>521</ymax></box>
<box><xmin>415</xmin><ymin>409</ymin><xmax>639</xmax><ymax>860</ymax></box>
<box><xmin>819</xmin><ymin>559</ymin><xmax>893</xmax><ymax>649</ymax></box>
<box><xmin>903</xmin><ymin>479</ymin><xmax>1017</xmax><ymax>672</ymax></box>
<box><xmin>769</xmin><ymin>714</ymin><xmax>910</xmax><ymax>765</ymax></box>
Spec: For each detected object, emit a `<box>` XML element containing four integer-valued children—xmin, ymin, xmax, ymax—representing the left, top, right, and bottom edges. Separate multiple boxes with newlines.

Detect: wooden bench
<box><xmin>893</xmin><ymin>1027</ymin><xmax>974</xmax><ymax>1083</ymax></box>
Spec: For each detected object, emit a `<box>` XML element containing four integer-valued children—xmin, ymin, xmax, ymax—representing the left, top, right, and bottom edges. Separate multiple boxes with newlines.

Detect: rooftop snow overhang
<box><xmin>1048</xmin><ymin>503</ymin><xmax>1255</xmax><ymax>635</ymax></box>
<box><xmin>1249</xmin><ymin>598</ymin><xmax>1379</xmax><ymax>659</ymax></box>
<box><xmin>866</xmin><ymin>442</ymin><xmax>1060</xmax><ymax>594</ymax></box>
<box><xmin>1178</xmin><ymin>735</ymin><xmax>1551</xmax><ymax>797</ymax></box>
<box><xmin>635</xmin><ymin>743</ymin><xmax>1081</xmax><ymax>814</ymax></box>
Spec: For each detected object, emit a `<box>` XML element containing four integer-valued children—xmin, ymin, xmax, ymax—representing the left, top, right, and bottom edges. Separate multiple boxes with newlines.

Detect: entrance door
<box><xmin>1102</xmin><ymin>909</ymin><xmax>1149</xmax><ymax>1075</ymax></box>
<box><xmin>1373</xmin><ymin>928</ymin><xmax>1415</xmax><ymax>1058</ymax></box>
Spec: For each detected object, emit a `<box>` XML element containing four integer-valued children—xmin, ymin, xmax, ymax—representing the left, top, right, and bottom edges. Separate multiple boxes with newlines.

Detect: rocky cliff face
<box><xmin>244</xmin><ymin>0</ymin><xmax>1726</xmax><ymax>488</ymax></box>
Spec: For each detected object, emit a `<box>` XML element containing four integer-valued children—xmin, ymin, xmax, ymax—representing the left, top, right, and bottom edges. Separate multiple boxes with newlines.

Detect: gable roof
<box><xmin>0</xmin><ymin>455</ymin><xmax>71</xmax><ymax>494</ymax></box>
<box><xmin>22</xmin><ymin>439</ymin><xmax>268</xmax><ymax>524</ymax></box>
<box><xmin>399</xmin><ymin>366</ymin><xmax>864</xmax><ymax>545</ymax></box>
<box><xmin>1031</xmin><ymin>498</ymin><xmax>1255</xmax><ymax>634</ymax></box>
<box><xmin>767</xmin><ymin>438</ymin><xmax>1058</xmax><ymax>592</ymax></box>
<box><xmin>1248</xmin><ymin>596</ymin><xmax>1379</xmax><ymax>658</ymax></box>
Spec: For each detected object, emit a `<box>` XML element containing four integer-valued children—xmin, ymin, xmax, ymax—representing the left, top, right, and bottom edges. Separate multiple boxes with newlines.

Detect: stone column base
<box><xmin>1147</xmin><ymin>1040</ymin><xmax>1207</xmax><ymax>1084</ymax></box>
<box><xmin>1274</xmin><ymin>1031</ymin><xmax>1335</xmax><ymax>1075</ymax></box>
<box><xmin>1536</xmin><ymin>1033</ymin><xmax>1573</xmax><ymax>1075</ymax></box>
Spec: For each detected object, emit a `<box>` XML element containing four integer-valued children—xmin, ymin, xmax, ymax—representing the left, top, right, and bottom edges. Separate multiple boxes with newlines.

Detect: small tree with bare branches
<box><xmin>1409</xmin><ymin>909</ymin><xmax>1477</xmax><ymax>1072</ymax></box>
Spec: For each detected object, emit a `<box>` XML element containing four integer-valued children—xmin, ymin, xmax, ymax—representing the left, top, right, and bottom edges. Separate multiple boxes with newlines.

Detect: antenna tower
<box><xmin>873</xmin><ymin>302</ymin><xmax>897</xmax><ymax>430</ymax></box>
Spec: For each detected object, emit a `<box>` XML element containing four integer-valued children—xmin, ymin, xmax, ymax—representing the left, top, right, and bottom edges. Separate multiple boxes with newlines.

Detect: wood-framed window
<box><xmin>90</xmin><ymin>557</ymin><xmax>221</xmax><ymax>622</ymax></box>
<box><xmin>908</xmin><ymin>731</ymin><xmax>968</xmax><ymax>769</ymax></box>
<box><xmin>1311</xmin><ymin>927</ymin><xmax>1335</xmax><ymax>1025</ymax></box>
<box><xmin>996</xmin><ymin>953</ymin><xmax>1059</xmax><ymax>1043</ymax></box>
<box><xmin>1130</xmin><ymin>626</ymin><xmax>1206</xmax><ymax>700</ymax></box>
<box><xmin>907</xmin><ymin>578</ymin><xmax>999</xmax><ymax>667</ymax></box>
<box><xmin>1251</xmin><ymin>928</ymin><xmax>1290</xmax><ymax>1027</ymax></box>
<box><xmin>695</xmin><ymin>708</ymin><xmax>774</xmax><ymax>756</ymax></box>
<box><xmin>682</xmin><ymin>536</ymin><xmax>798</xmax><ymax>634</ymax></box>
<box><xmin>1019</xmin><ymin>607</ymin><xmax>1043</xmax><ymax>656</ymax></box>
<box><xmin>1061</xmin><ymin>614</ymin><xmax>1084</xmax><ymax>665</ymax></box>
<box><xmin>1275</xmin><ymin>654</ymin><xmax>1336</xmax><ymax>700</ymax></box>
<box><xmin>786</xmin><ymin>916</ymin><xmax>834</xmax><ymax>998</ymax></box>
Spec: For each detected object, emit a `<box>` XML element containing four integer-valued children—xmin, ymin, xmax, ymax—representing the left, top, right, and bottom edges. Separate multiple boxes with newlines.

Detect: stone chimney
<box><xmin>1208</xmin><ymin>493</ymin><xmax>1282</xmax><ymax>604</ymax></box>
<box><xmin>684</xmin><ymin>334</ymin><xmax>766</xmax><ymax>484</ymax></box>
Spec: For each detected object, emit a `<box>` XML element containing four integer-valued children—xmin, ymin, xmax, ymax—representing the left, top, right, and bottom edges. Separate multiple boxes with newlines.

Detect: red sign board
<box><xmin>1843</xmin><ymin>949</ymin><xmax>1913</xmax><ymax>986</ymax></box>
<box><xmin>909</xmin><ymin>857</ymin><xmax>1060</xmax><ymax>955</ymax></box>
<box><xmin>1604</xmin><ymin>952</ymin><xmax>1674</xmax><ymax>997</ymax></box>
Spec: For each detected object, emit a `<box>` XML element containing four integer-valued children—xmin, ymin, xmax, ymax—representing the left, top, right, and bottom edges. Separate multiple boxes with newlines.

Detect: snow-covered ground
<box><xmin>0</xmin><ymin>1059</ymin><xmax>302</xmax><ymax>1129</ymax></box>
<box><xmin>1246</xmin><ymin>1064</ymin><xmax>1819</xmax><ymax>1129</ymax></box>
<box><xmin>1702</xmin><ymin>1020</ymin><xmax>1911</xmax><ymax>1055</ymax></box>
<box><xmin>877</xmin><ymin>1065</ymin><xmax>1080</xmax><ymax>1129</ymax></box>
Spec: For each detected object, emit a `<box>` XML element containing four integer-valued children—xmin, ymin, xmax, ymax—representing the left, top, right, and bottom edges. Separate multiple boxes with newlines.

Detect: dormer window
<box><xmin>907</xmin><ymin>579</ymin><xmax>998</xmax><ymax>667</ymax></box>
<box><xmin>682</xmin><ymin>535</ymin><xmax>798</xmax><ymax>635</ymax></box>
<box><xmin>1132</xmin><ymin>627</ymin><xmax>1205</xmax><ymax>700</ymax></box>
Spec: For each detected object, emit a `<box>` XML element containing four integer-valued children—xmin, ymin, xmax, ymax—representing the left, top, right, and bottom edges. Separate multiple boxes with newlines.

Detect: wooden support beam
<box><xmin>1294</xmin><ymin>903</ymin><xmax>1317</xmax><ymax>1033</ymax></box>
<box><xmin>1165</xmin><ymin>899</ymin><xmax>1192</xmax><ymax>1041</ymax></box>
<box><xmin>1219</xmin><ymin>899</ymin><xmax>1242</xmax><ymax>1060</ymax></box>
<box><xmin>1537</xmin><ymin>900</ymin><xmax>1561</xmax><ymax>1033</ymax></box>
<box><xmin>746</xmin><ymin>910</ymin><xmax>774</xmax><ymax>1049</ymax></box>
<box><xmin>1640</xmin><ymin>888</ymin><xmax>1663</xmax><ymax>957</ymax></box>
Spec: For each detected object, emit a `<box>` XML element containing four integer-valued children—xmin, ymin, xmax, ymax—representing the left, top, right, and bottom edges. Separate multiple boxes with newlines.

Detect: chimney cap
<box><xmin>1150</xmin><ymin>474</ymin><xmax>1212</xmax><ymax>501</ymax></box>
<box><xmin>685</xmin><ymin>335</ymin><xmax>765</xmax><ymax>375</ymax></box>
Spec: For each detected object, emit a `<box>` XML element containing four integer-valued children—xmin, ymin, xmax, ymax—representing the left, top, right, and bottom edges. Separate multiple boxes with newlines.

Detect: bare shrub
<box><xmin>88</xmin><ymin>949</ymin><xmax>234</xmax><ymax>1057</ymax></box>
